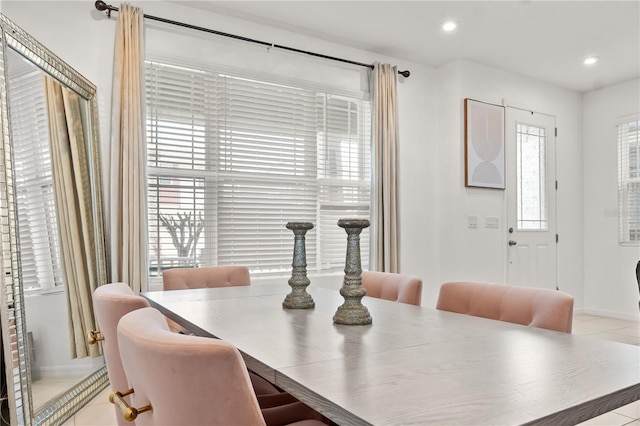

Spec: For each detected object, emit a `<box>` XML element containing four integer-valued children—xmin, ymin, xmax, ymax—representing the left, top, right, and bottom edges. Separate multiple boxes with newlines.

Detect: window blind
<box><xmin>9</xmin><ymin>69</ymin><xmax>62</xmax><ymax>291</ymax></box>
<box><xmin>146</xmin><ymin>61</ymin><xmax>371</xmax><ymax>277</ymax></box>
<box><xmin>618</xmin><ymin>119</ymin><xmax>640</xmax><ymax>244</ymax></box>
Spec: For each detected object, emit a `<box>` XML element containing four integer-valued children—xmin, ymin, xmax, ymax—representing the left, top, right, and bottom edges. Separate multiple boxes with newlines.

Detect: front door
<box><xmin>505</xmin><ymin>108</ymin><xmax>557</xmax><ymax>289</ymax></box>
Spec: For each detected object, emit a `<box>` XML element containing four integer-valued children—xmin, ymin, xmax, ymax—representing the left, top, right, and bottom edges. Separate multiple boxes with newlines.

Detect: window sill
<box><xmin>24</xmin><ymin>286</ymin><xmax>65</xmax><ymax>297</ymax></box>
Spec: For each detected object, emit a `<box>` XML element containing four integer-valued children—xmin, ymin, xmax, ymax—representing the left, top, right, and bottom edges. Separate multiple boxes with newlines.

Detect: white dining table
<box><xmin>142</xmin><ymin>283</ymin><xmax>640</xmax><ymax>426</ymax></box>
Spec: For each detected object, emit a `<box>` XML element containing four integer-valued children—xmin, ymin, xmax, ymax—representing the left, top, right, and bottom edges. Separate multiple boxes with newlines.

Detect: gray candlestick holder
<box><xmin>283</xmin><ymin>222</ymin><xmax>315</xmax><ymax>309</ymax></box>
<box><xmin>333</xmin><ymin>218</ymin><xmax>372</xmax><ymax>325</ymax></box>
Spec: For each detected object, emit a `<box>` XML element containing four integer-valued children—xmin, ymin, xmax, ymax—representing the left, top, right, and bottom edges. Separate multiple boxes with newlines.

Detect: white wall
<box><xmin>1</xmin><ymin>2</ymin><xmax>437</xmax><ymax>300</ymax></box>
<box><xmin>1</xmin><ymin>0</ymin><xmax>113</xmax><ymax>375</ymax></box>
<box><xmin>135</xmin><ymin>1</ymin><xmax>438</xmax><ymax>297</ymax></box>
<box><xmin>583</xmin><ymin>78</ymin><xmax>640</xmax><ymax>320</ymax></box>
<box><xmin>24</xmin><ymin>292</ymin><xmax>103</xmax><ymax>376</ymax></box>
<box><xmin>434</xmin><ymin>60</ymin><xmax>585</xmax><ymax>309</ymax></box>
<box><xmin>135</xmin><ymin>1</ymin><xmax>440</xmax><ymax>298</ymax></box>
<box><xmin>1</xmin><ymin>1</ymin><xmax>635</xmax><ymax>318</ymax></box>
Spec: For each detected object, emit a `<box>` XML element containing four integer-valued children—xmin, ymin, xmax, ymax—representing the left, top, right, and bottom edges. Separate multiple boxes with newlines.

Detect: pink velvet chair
<box><xmin>115</xmin><ymin>307</ymin><xmax>326</xmax><ymax>426</ymax></box>
<box><xmin>160</xmin><ymin>264</ymin><xmax>285</xmax><ymax>397</ymax></box>
<box><xmin>362</xmin><ymin>271</ymin><xmax>423</xmax><ymax>306</ymax></box>
<box><xmin>92</xmin><ymin>283</ymin><xmax>149</xmax><ymax>426</ymax></box>
<box><xmin>92</xmin><ymin>283</ymin><xmax>282</xmax><ymax>411</ymax></box>
<box><xmin>436</xmin><ymin>281</ymin><xmax>574</xmax><ymax>333</ymax></box>
<box><xmin>162</xmin><ymin>265</ymin><xmax>251</xmax><ymax>291</ymax></box>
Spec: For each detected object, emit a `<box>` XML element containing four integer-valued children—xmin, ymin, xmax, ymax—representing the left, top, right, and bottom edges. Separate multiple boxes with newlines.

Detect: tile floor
<box><xmin>62</xmin><ymin>314</ymin><xmax>640</xmax><ymax>426</ymax></box>
<box><xmin>31</xmin><ymin>373</ymin><xmax>87</xmax><ymax>410</ymax></box>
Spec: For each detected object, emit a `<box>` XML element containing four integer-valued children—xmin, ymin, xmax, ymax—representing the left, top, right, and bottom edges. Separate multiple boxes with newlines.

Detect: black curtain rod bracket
<box><xmin>94</xmin><ymin>1</ymin><xmax>410</xmax><ymax>78</ymax></box>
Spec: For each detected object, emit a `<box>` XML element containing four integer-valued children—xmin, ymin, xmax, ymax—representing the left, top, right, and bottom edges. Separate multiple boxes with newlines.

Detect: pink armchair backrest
<box><xmin>162</xmin><ymin>266</ymin><xmax>251</xmax><ymax>291</ymax></box>
<box><xmin>92</xmin><ymin>283</ymin><xmax>149</xmax><ymax>426</ymax></box>
<box><xmin>117</xmin><ymin>307</ymin><xmax>266</xmax><ymax>426</ymax></box>
<box><xmin>362</xmin><ymin>271</ymin><xmax>423</xmax><ymax>306</ymax></box>
<box><xmin>436</xmin><ymin>281</ymin><xmax>574</xmax><ymax>333</ymax></box>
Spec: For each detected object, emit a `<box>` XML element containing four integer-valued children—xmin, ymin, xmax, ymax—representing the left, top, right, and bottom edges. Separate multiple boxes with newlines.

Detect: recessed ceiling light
<box><xmin>442</xmin><ymin>21</ymin><xmax>457</xmax><ymax>32</ymax></box>
<box><xmin>583</xmin><ymin>56</ymin><xmax>599</xmax><ymax>65</ymax></box>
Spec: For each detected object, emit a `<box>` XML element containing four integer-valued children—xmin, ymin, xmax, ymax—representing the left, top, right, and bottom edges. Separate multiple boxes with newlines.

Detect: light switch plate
<box><xmin>486</xmin><ymin>216</ymin><xmax>499</xmax><ymax>228</ymax></box>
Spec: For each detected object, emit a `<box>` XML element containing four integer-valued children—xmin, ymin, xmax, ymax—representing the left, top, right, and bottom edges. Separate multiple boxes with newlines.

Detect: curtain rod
<box><xmin>94</xmin><ymin>1</ymin><xmax>410</xmax><ymax>78</ymax></box>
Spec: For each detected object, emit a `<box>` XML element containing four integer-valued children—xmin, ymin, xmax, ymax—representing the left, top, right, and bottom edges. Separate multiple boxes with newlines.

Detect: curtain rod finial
<box><xmin>398</xmin><ymin>70</ymin><xmax>410</xmax><ymax>78</ymax></box>
<box><xmin>95</xmin><ymin>0</ymin><xmax>108</xmax><ymax>11</ymax></box>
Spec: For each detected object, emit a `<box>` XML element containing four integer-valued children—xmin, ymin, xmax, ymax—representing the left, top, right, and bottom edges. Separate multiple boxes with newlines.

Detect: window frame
<box><xmin>145</xmin><ymin>59</ymin><xmax>372</xmax><ymax>281</ymax></box>
<box><xmin>617</xmin><ymin>116</ymin><xmax>640</xmax><ymax>245</ymax></box>
<box><xmin>9</xmin><ymin>63</ymin><xmax>64</xmax><ymax>294</ymax></box>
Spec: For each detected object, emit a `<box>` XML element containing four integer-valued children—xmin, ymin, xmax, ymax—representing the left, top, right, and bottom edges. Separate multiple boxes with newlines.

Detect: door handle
<box><xmin>508</xmin><ymin>240</ymin><xmax>517</xmax><ymax>246</ymax></box>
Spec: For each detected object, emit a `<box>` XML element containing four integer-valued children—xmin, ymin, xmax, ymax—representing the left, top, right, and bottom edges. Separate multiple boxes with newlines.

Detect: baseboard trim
<box><xmin>575</xmin><ymin>307</ymin><xmax>640</xmax><ymax>322</ymax></box>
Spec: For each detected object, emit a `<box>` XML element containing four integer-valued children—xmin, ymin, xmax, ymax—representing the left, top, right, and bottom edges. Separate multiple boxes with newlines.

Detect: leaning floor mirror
<box><xmin>0</xmin><ymin>13</ymin><xmax>109</xmax><ymax>426</ymax></box>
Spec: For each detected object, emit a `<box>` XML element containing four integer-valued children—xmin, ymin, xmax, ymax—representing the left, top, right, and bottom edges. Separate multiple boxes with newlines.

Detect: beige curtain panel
<box><xmin>109</xmin><ymin>3</ymin><xmax>148</xmax><ymax>292</ymax></box>
<box><xmin>44</xmin><ymin>76</ymin><xmax>101</xmax><ymax>359</ymax></box>
<box><xmin>371</xmin><ymin>63</ymin><xmax>400</xmax><ymax>273</ymax></box>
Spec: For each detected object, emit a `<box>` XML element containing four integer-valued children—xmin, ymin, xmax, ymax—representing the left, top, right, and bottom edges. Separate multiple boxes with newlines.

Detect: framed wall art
<box><xmin>464</xmin><ymin>98</ymin><xmax>505</xmax><ymax>189</ymax></box>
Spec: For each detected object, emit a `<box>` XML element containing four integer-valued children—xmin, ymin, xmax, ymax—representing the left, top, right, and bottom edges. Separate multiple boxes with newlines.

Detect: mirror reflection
<box><xmin>0</xmin><ymin>13</ymin><xmax>109</xmax><ymax>426</ymax></box>
<box><xmin>7</xmin><ymin>46</ymin><xmax>104</xmax><ymax>411</ymax></box>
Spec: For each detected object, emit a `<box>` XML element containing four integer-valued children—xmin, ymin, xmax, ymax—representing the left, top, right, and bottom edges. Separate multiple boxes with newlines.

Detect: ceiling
<box><xmin>174</xmin><ymin>1</ymin><xmax>640</xmax><ymax>93</ymax></box>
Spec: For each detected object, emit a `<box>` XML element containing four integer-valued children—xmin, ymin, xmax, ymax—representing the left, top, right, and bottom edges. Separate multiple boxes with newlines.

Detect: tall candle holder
<box><xmin>283</xmin><ymin>222</ymin><xmax>315</xmax><ymax>309</ymax></box>
<box><xmin>333</xmin><ymin>218</ymin><xmax>372</xmax><ymax>325</ymax></box>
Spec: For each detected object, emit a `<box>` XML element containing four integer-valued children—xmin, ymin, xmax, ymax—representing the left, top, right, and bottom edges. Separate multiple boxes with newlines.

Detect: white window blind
<box><xmin>618</xmin><ymin>119</ymin><xmax>640</xmax><ymax>244</ymax></box>
<box><xmin>9</xmin><ymin>68</ymin><xmax>63</xmax><ymax>291</ymax></box>
<box><xmin>146</xmin><ymin>61</ymin><xmax>371</xmax><ymax>277</ymax></box>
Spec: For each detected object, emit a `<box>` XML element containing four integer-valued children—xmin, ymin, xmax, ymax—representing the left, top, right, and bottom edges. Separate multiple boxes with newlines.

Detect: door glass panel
<box><xmin>516</xmin><ymin>123</ymin><xmax>547</xmax><ymax>230</ymax></box>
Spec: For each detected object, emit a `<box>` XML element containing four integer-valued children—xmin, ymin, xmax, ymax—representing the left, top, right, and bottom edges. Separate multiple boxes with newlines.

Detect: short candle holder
<box><xmin>283</xmin><ymin>222</ymin><xmax>315</xmax><ymax>309</ymax></box>
<box><xmin>333</xmin><ymin>218</ymin><xmax>372</xmax><ymax>325</ymax></box>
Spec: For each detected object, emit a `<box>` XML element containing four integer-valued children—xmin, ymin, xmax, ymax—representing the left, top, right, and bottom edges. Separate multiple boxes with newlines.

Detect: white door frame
<box><xmin>503</xmin><ymin>105</ymin><xmax>558</xmax><ymax>289</ymax></box>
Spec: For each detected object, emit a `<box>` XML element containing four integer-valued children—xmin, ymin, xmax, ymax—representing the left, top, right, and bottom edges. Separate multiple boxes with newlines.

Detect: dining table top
<box><xmin>142</xmin><ymin>283</ymin><xmax>640</xmax><ymax>426</ymax></box>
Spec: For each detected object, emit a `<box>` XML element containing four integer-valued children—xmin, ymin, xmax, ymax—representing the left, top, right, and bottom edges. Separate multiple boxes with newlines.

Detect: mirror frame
<box><xmin>0</xmin><ymin>13</ymin><xmax>109</xmax><ymax>426</ymax></box>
